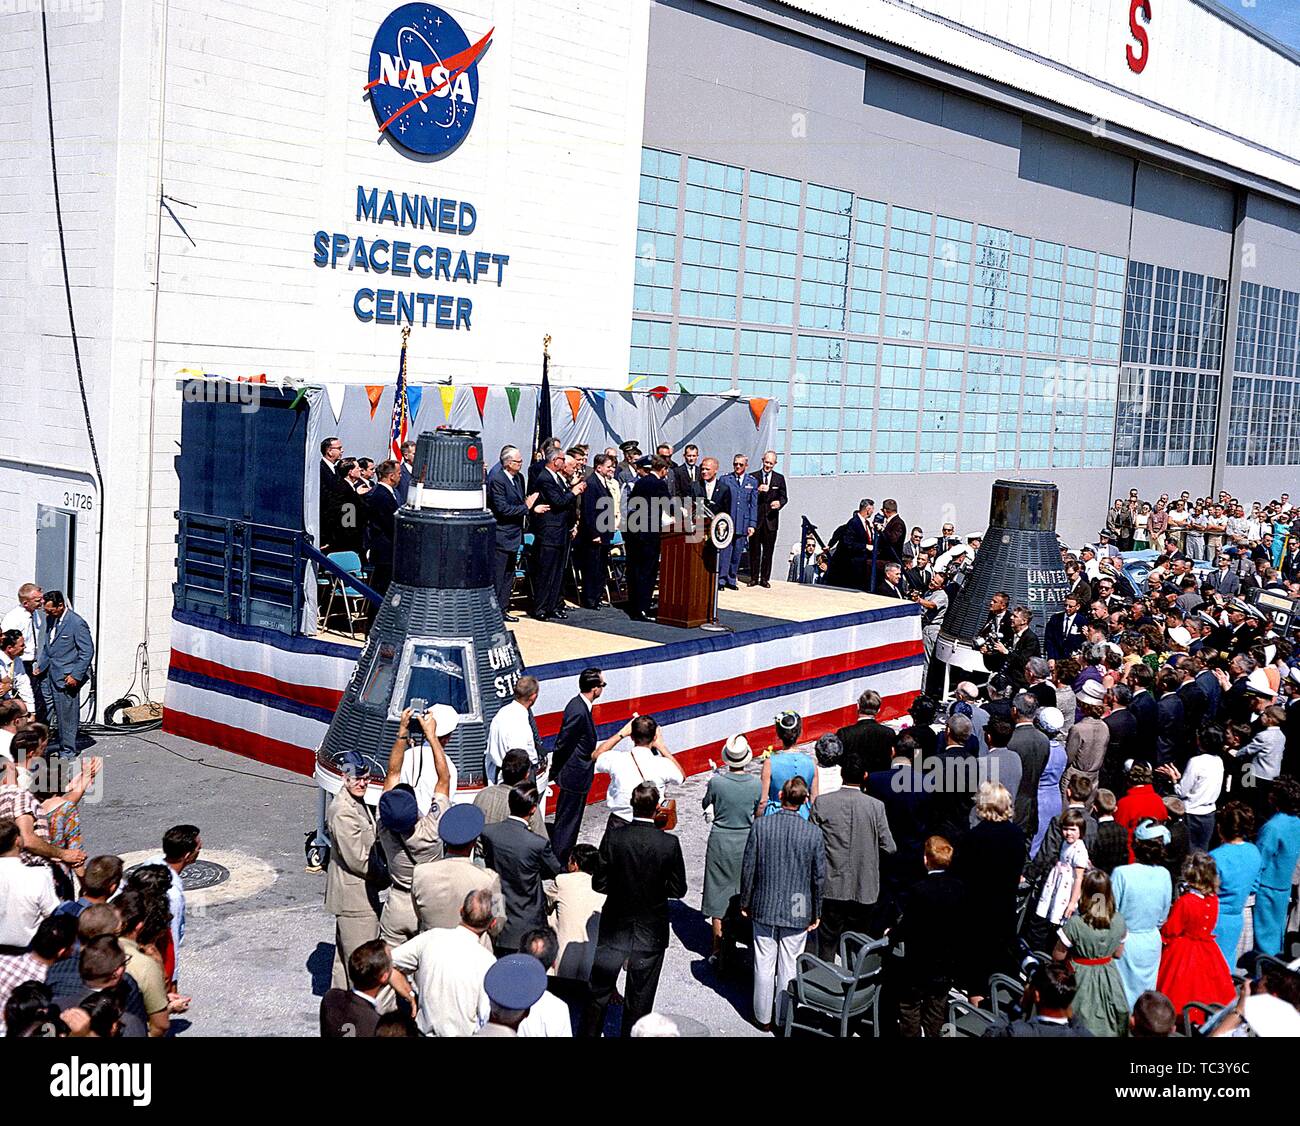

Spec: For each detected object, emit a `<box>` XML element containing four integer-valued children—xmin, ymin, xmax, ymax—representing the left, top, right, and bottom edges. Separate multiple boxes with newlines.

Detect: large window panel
<box><xmin>848</xmin><ymin>198</ymin><xmax>886</xmax><ymax>337</ymax></box>
<box><xmin>1270</xmin><ymin>381</ymin><xmax>1292</xmax><ymax>466</ymax></box>
<box><xmin>1174</xmin><ymin>273</ymin><xmax>1204</xmax><ymax>369</ymax></box>
<box><xmin>1235</xmin><ymin>282</ymin><xmax>1260</xmax><ymax>374</ymax></box>
<box><xmin>1093</xmin><ymin>255</ymin><xmax>1126</xmax><ymax>363</ymax></box>
<box><xmin>799</xmin><ymin>184</ymin><xmax>851</xmax><ymax>332</ymax></box>
<box><xmin>919</xmin><ymin>348</ymin><xmax>962</xmax><ymax>472</ymax></box>
<box><xmin>629</xmin><ymin>318</ymin><xmax>671</xmax><ymax>382</ymax></box>
<box><xmin>1027</xmin><ymin>240</ymin><xmax>1063</xmax><ymax>355</ymax></box>
<box><xmin>1114</xmin><ymin>366</ymin><xmax>1145</xmax><ymax>468</ymax></box>
<box><xmin>1255</xmin><ymin>287</ymin><xmax>1281</xmax><ymax>376</ymax></box>
<box><xmin>737</xmin><ymin>328</ymin><xmax>792</xmax><ymax>403</ymax></box>
<box><xmin>790</xmin><ymin>334</ymin><xmax>844</xmax><ymax>476</ymax></box>
<box><xmin>1141</xmin><ymin>369</ymin><xmax>1171</xmax><ymax>465</ymax></box>
<box><xmin>675</xmin><ymin>323</ymin><xmax>734</xmax><ymax>394</ymax></box>
<box><xmin>928</xmin><ymin>218</ymin><xmax>971</xmax><ymax>346</ymax></box>
<box><xmin>1050</xmin><ymin>360</ymin><xmax>1088</xmax><ymax>468</ymax></box>
<box><xmin>1166</xmin><ymin>371</ymin><xmax>1196</xmax><ymax>467</ymax></box>
<box><xmin>1201</xmin><ymin>277</ymin><xmax>1227</xmax><ymax>371</ymax></box>
<box><xmin>1277</xmin><ymin>291</ymin><xmax>1299</xmax><ymax>379</ymax></box>
<box><xmin>680</xmin><ymin>157</ymin><xmax>742</xmax><ymax>320</ymax></box>
<box><xmin>1192</xmin><ymin>373</ymin><xmax>1219</xmax><ymax>466</ymax></box>
<box><xmin>742</xmin><ymin>171</ymin><xmax>800</xmax><ymax>326</ymax></box>
<box><xmin>1226</xmin><ymin>375</ymin><xmax>1252</xmax><ymax>466</ymax></box>
<box><xmin>961</xmin><ymin>351</ymin><xmax>1003</xmax><ymax>472</ymax></box>
<box><xmin>1061</xmin><ymin>248</ymin><xmax>1095</xmax><ymax>360</ymax></box>
<box><xmin>633</xmin><ymin>148</ymin><xmax>680</xmax><ymax>315</ymax></box>
<box><xmin>877</xmin><ymin>344</ymin><xmax>921</xmax><ymax>472</ymax></box>
<box><xmin>1123</xmin><ymin>262</ymin><xmax>1154</xmax><ymax>364</ymax></box>
<box><xmin>1084</xmin><ymin>365</ymin><xmax>1119</xmax><ymax>468</ymax></box>
<box><xmin>1247</xmin><ymin>378</ymin><xmax>1274</xmax><ymax>465</ymax></box>
<box><xmin>1149</xmin><ymin>267</ymin><xmax>1179</xmax><ymax>368</ymax></box>
<box><xmin>883</xmin><ymin>207</ymin><xmax>932</xmax><ymax>341</ymax></box>
<box><xmin>842</xmin><ymin>341</ymin><xmax>877</xmax><ymax>474</ymax></box>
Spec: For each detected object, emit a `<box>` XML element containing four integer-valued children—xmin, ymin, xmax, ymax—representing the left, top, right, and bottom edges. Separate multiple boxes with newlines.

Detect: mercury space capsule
<box><xmin>934</xmin><ymin>479</ymin><xmax>1070</xmax><ymax>677</ymax></box>
<box><xmin>315</xmin><ymin>429</ymin><xmax>526</xmax><ymax>795</ymax></box>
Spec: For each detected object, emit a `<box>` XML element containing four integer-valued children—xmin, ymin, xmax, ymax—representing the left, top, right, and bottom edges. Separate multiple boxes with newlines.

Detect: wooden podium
<box><xmin>657</xmin><ymin>514</ymin><xmax>716</xmax><ymax>628</ymax></box>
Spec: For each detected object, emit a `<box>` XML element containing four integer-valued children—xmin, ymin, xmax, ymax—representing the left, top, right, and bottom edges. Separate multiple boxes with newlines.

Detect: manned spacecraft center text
<box><xmin>311</xmin><ymin>186</ymin><xmax>512</xmax><ymax>329</ymax></box>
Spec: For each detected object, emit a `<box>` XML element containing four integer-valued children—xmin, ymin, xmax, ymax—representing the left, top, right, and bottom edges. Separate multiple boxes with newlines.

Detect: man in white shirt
<box><xmin>389</xmin><ymin>888</ymin><xmax>499</xmax><ymax>1036</ymax></box>
<box><xmin>0</xmin><ymin>816</ymin><xmax>59</xmax><ymax>947</ymax></box>
<box><xmin>517</xmin><ymin>925</ymin><xmax>573</xmax><ymax>1037</ymax></box>
<box><xmin>485</xmin><ymin>676</ymin><xmax>544</xmax><ymax>793</ymax></box>
<box><xmin>592</xmin><ymin>715</ymin><xmax>683</xmax><ymax>834</ymax></box>
<box><xmin>1</xmin><ymin>584</ymin><xmax>44</xmax><ymax>722</ymax></box>
<box><xmin>147</xmin><ymin>824</ymin><xmax>201</xmax><ymax>974</ymax></box>
<box><xmin>0</xmin><ymin>631</ymin><xmax>34</xmax><ymax>712</ymax></box>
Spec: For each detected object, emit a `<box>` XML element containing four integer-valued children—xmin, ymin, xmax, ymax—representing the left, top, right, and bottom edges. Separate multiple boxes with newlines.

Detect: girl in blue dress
<box><xmin>1111</xmin><ymin>819</ymin><xmax>1173</xmax><ymax>1007</ymax></box>
<box><xmin>1253</xmin><ymin>777</ymin><xmax>1300</xmax><ymax>956</ymax></box>
<box><xmin>759</xmin><ymin>711</ymin><xmax>816</xmax><ymax>819</ymax></box>
<box><xmin>1209</xmin><ymin>800</ymin><xmax>1263</xmax><ymax>970</ymax></box>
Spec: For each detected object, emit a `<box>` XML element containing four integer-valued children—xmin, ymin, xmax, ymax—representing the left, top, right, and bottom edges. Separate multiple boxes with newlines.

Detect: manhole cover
<box><xmin>178</xmin><ymin>860</ymin><xmax>229</xmax><ymax>891</ymax></box>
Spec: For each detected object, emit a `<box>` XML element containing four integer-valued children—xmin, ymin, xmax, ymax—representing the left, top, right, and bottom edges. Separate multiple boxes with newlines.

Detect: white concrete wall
<box><xmin>0</xmin><ymin>0</ymin><xmax>653</xmax><ymax>709</ymax></box>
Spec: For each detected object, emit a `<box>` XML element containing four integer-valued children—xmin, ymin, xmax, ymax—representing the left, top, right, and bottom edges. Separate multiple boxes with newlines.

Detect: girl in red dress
<box><xmin>1115</xmin><ymin>762</ymin><xmax>1168</xmax><ymax>863</ymax></box>
<box><xmin>1157</xmin><ymin>852</ymin><xmax>1235</xmax><ymax>1025</ymax></box>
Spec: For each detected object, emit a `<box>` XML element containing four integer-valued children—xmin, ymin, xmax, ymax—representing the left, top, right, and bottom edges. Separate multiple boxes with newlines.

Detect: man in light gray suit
<box><xmin>36</xmin><ymin>591</ymin><xmax>93</xmax><ymax>759</ymax></box>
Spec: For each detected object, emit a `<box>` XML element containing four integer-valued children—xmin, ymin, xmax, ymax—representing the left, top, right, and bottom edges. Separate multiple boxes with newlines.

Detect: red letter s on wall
<box><xmin>1127</xmin><ymin>0</ymin><xmax>1151</xmax><ymax>74</ymax></box>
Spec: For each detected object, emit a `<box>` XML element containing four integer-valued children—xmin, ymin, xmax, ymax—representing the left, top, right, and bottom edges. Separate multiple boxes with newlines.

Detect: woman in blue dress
<box><xmin>759</xmin><ymin>711</ymin><xmax>816</xmax><ymax>819</ymax></box>
<box><xmin>1209</xmin><ymin>800</ymin><xmax>1263</xmax><ymax>970</ymax></box>
<box><xmin>1033</xmin><ymin>706</ymin><xmax>1067</xmax><ymax>856</ymax></box>
<box><xmin>1111</xmin><ymin>819</ymin><xmax>1173</xmax><ymax>1008</ymax></box>
<box><xmin>1253</xmin><ymin>776</ymin><xmax>1300</xmax><ymax>956</ymax></box>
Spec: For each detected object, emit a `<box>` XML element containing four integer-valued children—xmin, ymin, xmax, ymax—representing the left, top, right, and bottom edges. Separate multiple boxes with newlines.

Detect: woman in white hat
<box><xmin>1032</xmin><ymin>706</ymin><xmax>1067</xmax><ymax>856</ymax></box>
<box><xmin>701</xmin><ymin>734</ymin><xmax>763</xmax><ymax>964</ymax></box>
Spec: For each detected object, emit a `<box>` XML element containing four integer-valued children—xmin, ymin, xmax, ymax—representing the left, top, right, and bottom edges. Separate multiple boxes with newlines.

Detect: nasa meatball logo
<box><xmin>365</xmin><ymin>3</ymin><xmax>493</xmax><ymax>158</ymax></box>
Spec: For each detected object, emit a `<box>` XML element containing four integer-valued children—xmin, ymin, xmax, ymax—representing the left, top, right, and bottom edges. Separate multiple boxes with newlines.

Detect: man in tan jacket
<box><xmin>324</xmin><ymin>750</ymin><xmax>381</xmax><ymax>989</ymax></box>
<box><xmin>411</xmin><ymin>804</ymin><xmax>503</xmax><ymax>950</ymax></box>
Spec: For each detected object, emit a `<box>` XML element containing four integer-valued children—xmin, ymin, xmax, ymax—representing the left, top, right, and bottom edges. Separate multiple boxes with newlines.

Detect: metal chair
<box><xmin>779</xmin><ymin>933</ymin><xmax>887</xmax><ymax>1038</ymax></box>
<box><xmin>985</xmin><ymin>973</ymin><xmax>1025</xmax><ymax>1021</ymax></box>
<box><xmin>321</xmin><ymin>551</ymin><xmax>369</xmax><ymax>638</ymax></box>
<box><xmin>520</xmin><ymin>533</ymin><xmax>537</xmax><ymax>603</ymax></box>
<box><xmin>1180</xmin><ymin>1001</ymin><xmax>1227</xmax><ymax>1037</ymax></box>
<box><xmin>944</xmin><ymin>999</ymin><xmax>998</xmax><ymax>1037</ymax></box>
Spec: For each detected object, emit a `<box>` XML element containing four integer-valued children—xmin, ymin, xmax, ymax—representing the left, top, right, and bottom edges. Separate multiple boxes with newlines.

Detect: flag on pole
<box><xmin>388</xmin><ymin>327</ymin><xmax>412</xmax><ymax>459</ymax></box>
<box><xmin>534</xmin><ymin>336</ymin><xmax>554</xmax><ymax>454</ymax></box>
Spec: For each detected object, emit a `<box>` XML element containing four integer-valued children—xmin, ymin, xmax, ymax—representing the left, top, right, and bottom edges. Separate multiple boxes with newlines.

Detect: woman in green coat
<box><xmin>701</xmin><ymin>734</ymin><xmax>763</xmax><ymax>964</ymax></box>
<box><xmin>1054</xmin><ymin>868</ymin><xmax>1129</xmax><ymax>1036</ymax></box>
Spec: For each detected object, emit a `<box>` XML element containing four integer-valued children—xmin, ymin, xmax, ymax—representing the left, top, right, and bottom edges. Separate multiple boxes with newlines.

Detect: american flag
<box><xmin>389</xmin><ymin>332</ymin><xmax>410</xmax><ymax>460</ymax></box>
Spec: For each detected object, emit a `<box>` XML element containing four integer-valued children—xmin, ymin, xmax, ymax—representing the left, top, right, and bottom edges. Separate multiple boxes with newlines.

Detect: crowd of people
<box><xmin>319</xmin><ymin>433</ymin><xmax>791</xmax><ymax>628</ymax></box>
<box><xmin>318</xmin><ymin>637</ymin><xmax>1300</xmax><ymax>1038</ymax></box>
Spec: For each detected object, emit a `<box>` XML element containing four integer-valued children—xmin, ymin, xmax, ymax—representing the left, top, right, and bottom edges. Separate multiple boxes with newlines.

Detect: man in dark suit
<box><xmin>527</xmin><ymin>438</ymin><xmax>561</xmax><ymax>492</ymax></box>
<box><xmin>319</xmin><ymin>940</ymin><xmax>390</xmax><ymax>1037</ymax></box>
<box><xmin>394</xmin><ymin>441</ymin><xmax>416</xmax><ymax>506</ymax></box>
<box><xmin>895</xmin><ymin>835</ymin><xmax>967</xmax><ymax>1038</ymax></box>
<box><xmin>1044</xmin><ymin>595</ymin><xmax>1087</xmax><ymax>661</ymax></box>
<box><xmin>1127</xmin><ymin>664</ymin><xmax>1158</xmax><ymax>760</ymax></box>
<box><xmin>837</xmin><ymin>689</ymin><xmax>896</xmax><ymax>776</ymax></box>
<box><xmin>1176</xmin><ymin>659</ymin><xmax>1209</xmax><ymax>744</ymax></box>
<box><xmin>486</xmin><ymin>446</ymin><xmax>538</xmax><ymax>622</ymax></box>
<box><xmin>479</xmin><ymin>784</ymin><xmax>563</xmax><ymax>953</ymax></box>
<box><xmin>318</xmin><ymin>436</ymin><xmax>349</xmax><ymax>552</ymax></box>
<box><xmin>1101</xmin><ymin>684</ymin><xmax>1138</xmax><ymax>794</ymax></box>
<box><xmin>903</xmin><ymin>549</ymin><xmax>934</xmax><ymax>595</ymax></box>
<box><xmin>825</xmin><ymin>499</ymin><xmax>874</xmax><ymax>591</ymax></box>
<box><xmin>550</xmin><ymin>670</ymin><xmax>629</xmax><ymax>865</ymax></box>
<box><xmin>530</xmin><ymin>447</ymin><xmax>585</xmax><ymax>621</ymax></box>
<box><xmin>878</xmin><ymin>563</ymin><xmax>907</xmax><ymax>600</ymax></box>
<box><xmin>673</xmin><ymin>443</ymin><xmax>702</xmax><ymax>497</ymax></box>
<box><xmin>361</xmin><ymin>459</ymin><xmax>401</xmax><ymax>597</ymax></box>
<box><xmin>577</xmin><ymin>454</ymin><xmax>617</xmax><ymax>609</ymax></box>
<box><xmin>977</xmin><ymin>591</ymin><xmax>1014</xmax><ymax>650</ymax></box>
<box><xmin>581</xmin><ymin>782</ymin><xmax>687</xmax><ymax>1036</ymax></box>
<box><xmin>875</xmin><ymin>499</ymin><xmax>907</xmax><ymax>568</ymax></box>
<box><xmin>624</xmin><ymin>456</ymin><xmax>670</xmax><ymax>622</ymax></box>
<box><xmin>747</xmin><ymin>450</ymin><xmax>787</xmax><ymax>587</ymax></box>
<box><xmin>984</xmin><ymin>606</ymin><xmax>1041</xmax><ymax>690</ymax></box>
<box><xmin>1154</xmin><ymin>667</ymin><xmax>1186</xmax><ymax>767</ymax></box>
<box><xmin>37</xmin><ymin>591</ymin><xmax>93</xmax><ymax>760</ymax></box>
<box><xmin>696</xmin><ymin>456</ymin><xmax>731</xmax><ymax>517</ymax></box>
<box><xmin>1206</xmin><ymin>555</ymin><xmax>1241</xmax><ymax>598</ymax></box>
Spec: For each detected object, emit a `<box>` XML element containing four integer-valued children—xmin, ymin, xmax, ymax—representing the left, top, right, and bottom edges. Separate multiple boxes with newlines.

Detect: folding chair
<box><xmin>780</xmin><ymin>933</ymin><xmax>888</xmax><ymax>1038</ymax></box>
<box><xmin>985</xmin><ymin>973</ymin><xmax>1025</xmax><ymax>1021</ymax></box>
<box><xmin>322</xmin><ymin>551</ymin><xmax>369</xmax><ymax>638</ymax></box>
<box><xmin>944</xmin><ymin>999</ymin><xmax>998</xmax><ymax>1038</ymax></box>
